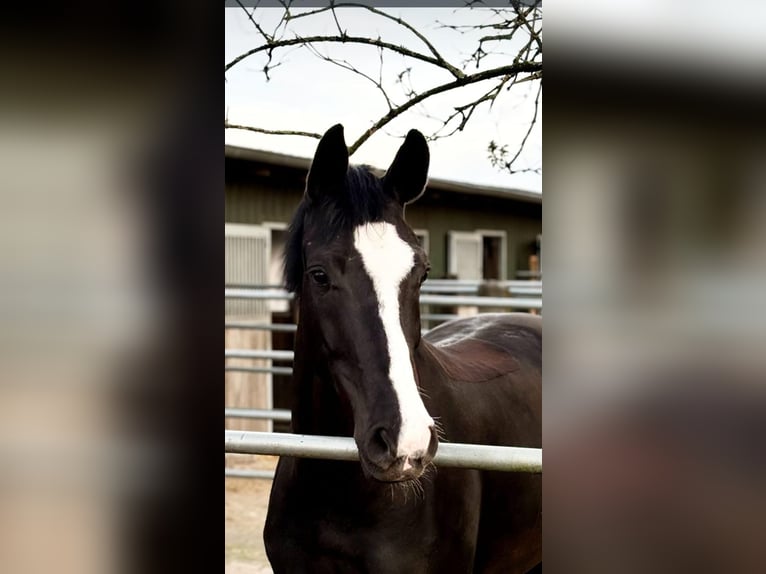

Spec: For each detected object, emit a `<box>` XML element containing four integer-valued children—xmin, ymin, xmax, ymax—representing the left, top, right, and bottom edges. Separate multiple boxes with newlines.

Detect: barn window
<box><xmin>447</xmin><ymin>230</ymin><xmax>507</xmax><ymax>280</ymax></box>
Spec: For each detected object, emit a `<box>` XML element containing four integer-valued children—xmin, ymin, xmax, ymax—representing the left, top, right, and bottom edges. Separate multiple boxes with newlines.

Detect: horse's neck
<box><xmin>290</xmin><ymin>325</ymin><xmax>354</xmax><ymax>437</ymax></box>
<box><xmin>413</xmin><ymin>340</ymin><xmax>444</xmax><ymax>392</ymax></box>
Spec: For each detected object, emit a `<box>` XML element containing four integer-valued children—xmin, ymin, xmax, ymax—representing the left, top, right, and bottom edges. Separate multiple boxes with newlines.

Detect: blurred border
<box><xmin>544</xmin><ymin>12</ymin><xmax>766</xmax><ymax>573</ymax></box>
<box><xmin>0</xmin><ymin>5</ymin><xmax>221</xmax><ymax>574</ymax></box>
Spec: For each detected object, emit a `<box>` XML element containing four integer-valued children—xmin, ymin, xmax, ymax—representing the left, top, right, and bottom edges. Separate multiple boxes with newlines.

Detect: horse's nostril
<box><xmin>369</xmin><ymin>427</ymin><xmax>395</xmax><ymax>459</ymax></box>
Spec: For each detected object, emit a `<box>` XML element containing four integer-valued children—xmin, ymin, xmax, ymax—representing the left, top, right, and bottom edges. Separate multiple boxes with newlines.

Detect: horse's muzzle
<box><xmin>360</xmin><ymin>425</ymin><xmax>439</xmax><ymax>482</ymax></box>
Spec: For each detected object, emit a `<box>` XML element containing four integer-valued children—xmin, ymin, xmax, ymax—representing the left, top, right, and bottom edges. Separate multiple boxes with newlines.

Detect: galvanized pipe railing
<box><xmin>226</xmin><ymin>365</ymin><xmax>293</xmax><ymax>376</ymax></box>
<box><xmin>225</xmin><ymin>349</ymin><xmax>295</xmax><ymax>361</ymax></box>
<box><xmin>418</xmin><ymin>294</ymin><xmax>542</xmax><ymax>309</ymax></box>
<box><xmin>225</xmin><ymin>431</ymin><xmax>542</xmax><ymax>473</ymax></box>
<box><xmin>226</xmin><ymin>468</ymin><xmax>276</xmax><ymax>480</ymax></box>
<box><xmin>224</xmin><ymin>288</ymin><xmax>542</xmax><ymax>309</ymax></box>
<box><xmin>225</xmin><ymin>365</ymin><xmax>293</xmax><ymax>376</ymax></box>
<box><xmin>227</xmin><ymin>280</ymin><xmax>541</xmax><ymax>290</ymax></box>
<box><xmin>225</xmin><ymin>322</ymin><xmax>298</xmax><ymax>332</ymax></box>
<box><xmin>424</xmin><ymin>279</ymin><xmax>541</xmax><ymax>287</ymax></box>
<box><xmin>225</xmin><ymin>408</ymin><xmax>292</xmax><ymax>422</ymax></box>
<box><xmin>225</xmin><ymin>288</ymin><xmax>294</xmax><ymax>300</ymax></box>
<box><xmin>420</xmin><ymin>284</ymin><xmax>541</xmax><ymax>297</ymax></box>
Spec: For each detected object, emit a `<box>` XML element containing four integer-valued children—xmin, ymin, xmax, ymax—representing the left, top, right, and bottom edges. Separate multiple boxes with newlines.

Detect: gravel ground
<box><xmin>225</xmin><ymin>454</ymin><xmax>278</xmax><ymax>574</ymax></box>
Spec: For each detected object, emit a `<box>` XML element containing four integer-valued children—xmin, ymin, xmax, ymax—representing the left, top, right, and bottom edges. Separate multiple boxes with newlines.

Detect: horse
<box><xmin>264</xmin><ymin>124</ymin><xmax>542</xmax><ymax>573</ymax></box>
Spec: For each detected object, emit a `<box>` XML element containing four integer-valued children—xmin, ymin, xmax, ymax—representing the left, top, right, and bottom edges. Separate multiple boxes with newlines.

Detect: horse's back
<box><xmin>422</xmin><ymin>313</ymin><xmax>542</xmax><ymax>573</ymax></box>
<box><xmin>426</xmin><ymin>312</ymin><xmax>541</xmax><ymax>338</ymax></box>
<box><xmin>423</xmin><ymin>313</ymin><xmax>541</xmax><ymax>384</ymax></box>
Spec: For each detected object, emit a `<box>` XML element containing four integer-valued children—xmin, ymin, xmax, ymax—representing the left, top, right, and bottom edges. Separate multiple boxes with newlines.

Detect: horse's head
<box><xmin>284</xmin><ymin>124</ymin><xmax>437</xmax><ymax>482</ymax></box>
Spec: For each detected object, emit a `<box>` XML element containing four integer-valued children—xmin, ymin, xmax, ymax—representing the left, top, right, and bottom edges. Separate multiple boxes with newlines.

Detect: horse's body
<box><xmin>264</xmin><ymin>125</ymin><xmax>541</xmax><ymax>573</ymax></box>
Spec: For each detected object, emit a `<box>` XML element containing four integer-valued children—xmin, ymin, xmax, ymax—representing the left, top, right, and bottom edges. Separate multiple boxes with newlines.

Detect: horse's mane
<box><xmin>284</xmin><ymin>165</ymin><xmax>390</xmax><ymax>293</ymax></box>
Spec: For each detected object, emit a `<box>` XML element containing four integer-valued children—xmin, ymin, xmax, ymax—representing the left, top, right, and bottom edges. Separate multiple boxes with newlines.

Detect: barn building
<box><xmin>225</xmin><ymin>145</ymin><xmax>542</xmax><ymax>283</ymax></box>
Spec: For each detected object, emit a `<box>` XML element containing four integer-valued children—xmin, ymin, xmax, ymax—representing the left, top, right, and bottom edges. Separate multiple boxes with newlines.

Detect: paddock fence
<box><xmin>225</xmin><ymin>280</ymin><xmax>542</xmax><ymax>478</ymax></box>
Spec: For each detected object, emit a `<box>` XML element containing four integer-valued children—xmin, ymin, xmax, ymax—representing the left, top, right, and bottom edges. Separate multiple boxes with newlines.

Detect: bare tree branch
<box><xmin>347</xmin><ymin>62</ymin><xmax>540</xmax><ymax>155</ymax></box>
<box><xmin>234</xmin><ymin>0</ymin><xmax>271</xmax><ymax>43</ymax></box>
<box><xmin>226</xmin><ymin>3</ymin><xmax>543</xmax><ymax>175</ymax></box>
<box><xmin>338</xmin><ymin>3</ymin><xmax>464</xmax><ymax>78</ymax></box>
<box><xmin>428</xmin><ymin>77</ymin><xmax>511</xmax><ymax>141</ymax></box>
<box><xmin>275</xmin><ymin>3</ymin><xmax>465</xmax><ymax>78</ymax></box>
<box><xmin>225</xmin><ymin>123</ymin><xmax>322</xmax><ymax>139</ymax></box>
<box><xmin>226</xmin><ymin>34</ymin><xmax>454</xmax><ymax>75</ymax></box>
<box><xmin>304</xmin><ymin>43</ymin><xmax>394</xmax><ymax>111</ymax></box>
<box><xmin>489</xmin><ymin>80</ymin><xmax>542</xmax><ymax>174</ymax></box>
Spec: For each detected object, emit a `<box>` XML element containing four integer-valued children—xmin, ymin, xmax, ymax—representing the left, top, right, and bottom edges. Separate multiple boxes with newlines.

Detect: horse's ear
<box><xmin>383</xmin><ymin>129</ymin><xmax>430</xmax><ymax>205</ymax></box>
<box><xmin>306</xmin><ymin>124</ymin><xmax>349</xmax><ymax>201</ymax></box>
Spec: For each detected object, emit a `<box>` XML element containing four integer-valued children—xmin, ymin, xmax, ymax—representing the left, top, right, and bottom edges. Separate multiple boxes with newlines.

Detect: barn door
<box><xmin>225</xmin><ymin>223</ymin><xmax>273</xmax><ymax>433</ymax></box>
<box><xmin>225</xmin><ymin>223</ymin><xmax>271</xmax><ymax>320</ymax></box>
<box><xmin>448</xmin><ymin>231</ymin><xmax>483</xmax><ymax>279</ymax></box>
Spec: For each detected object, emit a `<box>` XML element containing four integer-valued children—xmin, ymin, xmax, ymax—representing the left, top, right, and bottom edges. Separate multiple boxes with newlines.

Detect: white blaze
<box><xmin>353</xmin><ymin>222</ymin><xmax>434</xmax><ymax>460</ymax></box>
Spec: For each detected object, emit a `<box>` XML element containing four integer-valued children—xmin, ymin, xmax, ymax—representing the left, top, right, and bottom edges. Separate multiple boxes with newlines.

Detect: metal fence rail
<box><xmin>225</xmin><ymin>431</ymin><xmax>542</xmax><ymax>473</ymax></box>
<box><xmin>224</xmin><ymin>288</ymin><xmax>542</xmax><ymax>310</ymax></box>
<box><xmin>420</xmin><ymin>284</ymin><xmax>481</xmax><ymax>294</ymax></box>
<box><xmin>507</xmin><ymin>287</ymin><xmax>543</xmax><ymax>296</ymax></box>
<box><xmin>227</xmin><ymin>280</ymin><xmax>542</xmax><ymax>289</ymax></box>
<box><xmin>225</xmin><ymin>321</ymin><xmax>298</xmax><ymax>332</ymax></box>
<box><xmin>225</xmin><ymin>349</ymin><xmax>295</xmax><ymax>361</ymax></box>
<box><xmin>225</xmin><ymin>408</ymin><xmax>292</xmax><ymax>422</ymax></box>
<box><xmin>420</xmin><ymin>284</ymin><xmax>542</xmax><ymax>297</ymax></box>
<box><xmin>226</xmin><ymin>468</ymin><xmax>276</xmax><ymax>480</ymax></box>
<box><xmin>225</xmin><ymin>288</ymin><xmax>294</xmax><ymax>300</ymax></box>
<box><xmin>419</xmin><ymin>294</ymin><xmax>542</xmax><ymax>309</ymax></box>
<box><xmin>426</xmin><ymin>279</ymin><xmax>542</xmax><ymax>285</ymax></box>
<box><xmin>225</xmin><ymin>365</ymin><xmax>293</xmax><ymax>376</ymax></box>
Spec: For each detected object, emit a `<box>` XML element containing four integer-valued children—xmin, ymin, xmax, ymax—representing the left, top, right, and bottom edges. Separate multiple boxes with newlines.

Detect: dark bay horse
<box><xmin>264</xmin><ymin>124</ymin><xmax>541</xmax><ymax>573</ymax></box>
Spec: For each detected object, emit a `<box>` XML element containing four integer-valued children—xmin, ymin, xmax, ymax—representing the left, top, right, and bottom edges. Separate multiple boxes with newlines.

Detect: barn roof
<box><xmin>225</xmin><ymin>145</ymin><xmax>542</xmax><ymax>205</ymax></box>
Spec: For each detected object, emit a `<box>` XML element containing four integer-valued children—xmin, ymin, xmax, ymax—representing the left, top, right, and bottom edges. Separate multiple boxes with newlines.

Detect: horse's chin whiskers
<box><xmin>402</xmin><ymin>476</ymin><xmax>424</xmax><ymax>503</ymax></box>
<box><xmin>385</xmin><ymin>473</ymin><xmax>427</xmax><ymax>504</ymax></box>
<box><xmin>422</xmin><ymin>461</ymin><xmax>437</xmax><ymax>482</ymax></box>
<box><xmin>432</xmin><ymin>418</ymin><xmax>447</xmax><ymax>442</ymax></box>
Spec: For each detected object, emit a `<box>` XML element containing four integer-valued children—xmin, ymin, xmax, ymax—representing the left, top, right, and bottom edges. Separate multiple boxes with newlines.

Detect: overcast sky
<box><xmin>225</xmin><ymin>7</ymin><xmax>543</xmax><ymax>193</ymax></box>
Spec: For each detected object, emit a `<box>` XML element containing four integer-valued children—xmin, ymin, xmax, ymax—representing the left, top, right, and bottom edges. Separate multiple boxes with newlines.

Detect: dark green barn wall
<box><xmin>225</xmin><ymin>156</ymin><xmax>542</xmax><ymax>280</ymax></box>
<box><xmin>404</xmin><ymin>192</ymin><xmax>541</xmax><ymax>279</ymax></box>
<box><xmin>225</xmin><ymin>158</ymin><xmax>305</xmax><ymax>224</ymax></box>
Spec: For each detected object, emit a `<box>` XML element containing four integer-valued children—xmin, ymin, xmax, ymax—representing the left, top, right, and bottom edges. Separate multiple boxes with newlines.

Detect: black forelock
<box><xmin>283</xmin><ymin>165</ymin><xmax>393</xmax><ymax>293</ymax></box>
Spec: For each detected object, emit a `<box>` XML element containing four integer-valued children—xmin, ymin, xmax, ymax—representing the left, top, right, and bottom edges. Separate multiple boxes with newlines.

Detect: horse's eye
<box><xmin>309</xmin><ymin>269</ymin><xmax>329</xmax><ymax>286</ymax></box>
<box><xmin>420</xmin><ymin>268</ymin><xmax>430</xmax><ymax>285</ymax></box>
